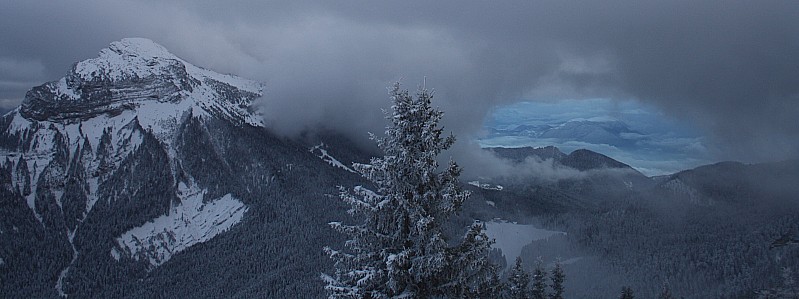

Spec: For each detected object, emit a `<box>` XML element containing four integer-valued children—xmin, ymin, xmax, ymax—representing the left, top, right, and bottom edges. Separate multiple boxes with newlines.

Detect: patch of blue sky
<box><xmin>480</xmin><ymin>99</ymin><xmax>713</xmax><ymax>176</ymax></box>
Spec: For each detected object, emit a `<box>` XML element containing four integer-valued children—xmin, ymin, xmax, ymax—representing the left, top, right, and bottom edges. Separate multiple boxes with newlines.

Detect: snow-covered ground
<box><xmin>2</xmin><ymin>108</ymin><xmax>146</xmax><ymax>226</ymax></box>
<box><xmin>310</xmin><ymin>143</ymin><xmax>355</xmax><ymax>173</ymax></box>
<box><xmin>483</xmin><ymin>220</ymin><xmax>565</xmax><ymax>268</ymax></box>
<box><xmin>110</xmin><ymin>182</ymin><xmax>247</xmax><ymax>268</ymax></box>
<box><xmin>468</xmin><ymin>180</ymin><xmax>504</xmax><ymax>191</ymax></box>
<box><xmin>75</xmin><ymin>38</ymin><xmax>263</xmax><ymax>96</ymax></box>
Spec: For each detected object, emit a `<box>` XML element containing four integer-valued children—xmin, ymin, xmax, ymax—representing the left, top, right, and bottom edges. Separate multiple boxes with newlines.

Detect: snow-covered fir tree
<box><xmin>757</xmin><ymin>266</ymin><xmax>799</xmax><ymax>298</ymax></box>
<box><xmin>549</xmin><ymin>261</ymin><xmax>565</xmax><ymax>299</ymax></box>
<box><xmin>619</xmin><ymin>286</ymin><xmax>634</xmax><ymax>299</ymax></box>
<box><xmin>322</xmin><ymin>82</ymin><xmax>497</xmax><ymax>298</ymax></box>
<box><xmin>658</xmin><ymin>281</ymin><xmax>674</xmax><ymax>299</ymax></box>
<box><xmin>781</xmin><ymin>267</ymin><xmax>798</xmax><ymax>298</ymax></box>
<box><xmin>532</xmin><ymin>260</ymin><xmax>547</xmax><ymax>299</ymax></box>
<box><xmin>477</xmin><ymin>270</ymin><xmax>505</xmax><ymax>298</ymax></box>
<box><xmin>508</xmin><ymin>257</ymin><xmax>531</xmax><ymax>299</ymax></box>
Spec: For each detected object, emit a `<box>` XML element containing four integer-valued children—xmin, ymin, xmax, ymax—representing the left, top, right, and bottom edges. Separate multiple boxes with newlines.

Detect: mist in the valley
<box><xmin>482</xmin><ymin>158</ymin><xmax>799</xmax><ymax>298</ymax></box>
<box><xmin>444</xmin><ymin>141</ymin><xmax>585</xmax><ymax>182</ymax></box>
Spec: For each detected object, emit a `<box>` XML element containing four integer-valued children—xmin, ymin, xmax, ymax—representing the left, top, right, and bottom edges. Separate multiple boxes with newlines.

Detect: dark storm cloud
<box><xmin>1</xmin><ymin>0</ymin><xmax>798</xmax><ymax>164</ymax></box>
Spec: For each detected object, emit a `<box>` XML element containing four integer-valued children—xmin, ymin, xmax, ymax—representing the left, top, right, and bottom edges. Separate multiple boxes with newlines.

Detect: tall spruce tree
<box><xmin>620</xmin><ymin>286</ymin><xmax>634</xmax><ymax>299</ymax></box>
<box><xmin>531</xmin><ymin>259</ymin><xmax>547</xmax><ymax>299</ymax></box>
<box><xmin>508</xmin><ymin>257</ymin><xmax>531</xmax><ymax>299</ymax></box>
<box><xmin>658</xmin><ymin>281</ymin><xmax>673</xmax><ymax>299</ymax></box>
<box><xmin>549</xmin><ymin>261</ymin><xmax>565</xmax><ymax>299</ymax></box>
<box><xmin>322</xmin><ymin>82</ymin><xmax>497</xmax><ymax>298</ymax></box>
<box><xmin>781</xmin><ymin>267</ymin><xmax>798</xmax><ymax>298</ymax></box>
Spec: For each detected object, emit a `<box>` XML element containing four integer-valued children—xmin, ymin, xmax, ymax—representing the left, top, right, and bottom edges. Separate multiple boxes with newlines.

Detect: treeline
<box><xmin>1</xmin><ymin>116</ymin><xmax>364</xmax><ymax>298</ymax></box>
<box><xmin>526</xmin><ymin>192</ymin><xmax>799</xmax><ymax>298</ymax></box>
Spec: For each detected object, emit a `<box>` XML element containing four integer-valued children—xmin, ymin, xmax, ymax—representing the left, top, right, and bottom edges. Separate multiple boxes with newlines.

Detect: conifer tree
<box><xmin>531</xmin><ymin>260</ymin><xmax>547</xmax><ymax>299</ymax></box>
<box><xmin>476</xmin><ymin>270</ymin><xmax>505</xmax><ymax>298</ymax></box>
<box><xmin>322</xmin><ymin>82</ymin><xmax>497</xmax><ymax>298</ymax></box>
<box><xmin>658</xmin><ymin>281</ymin><xmax>673</xmax><ymax>299</ymax></box>
<box><xmin>508</xmin><ymin>257</ymin><xmax>531</xmax><ymax>299</ymax></box>
<box><xmin>620</xmin><ymin>286</ymin><xmax>634</xmax><ymax>299</ymax></box>
<box><xmin>781</xmin><ymin>267</ymin><xmax>797</xmax><ymax>298</ymax></box>
<box><xmin>549</xmin><ymin>261</ymin><xmax>565</xmax><ymax>299</ymax></box>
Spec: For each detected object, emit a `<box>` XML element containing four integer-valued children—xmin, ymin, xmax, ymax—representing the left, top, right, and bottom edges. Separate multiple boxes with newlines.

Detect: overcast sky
<box><xmin>2</xmin><ymin>0</ymin><xmax>798</xmax><ymax>167</ymax></box>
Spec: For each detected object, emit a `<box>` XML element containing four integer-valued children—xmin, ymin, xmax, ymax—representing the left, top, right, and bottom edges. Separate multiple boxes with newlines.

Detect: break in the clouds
<box><xmin>1</xmin><ymin>0</ymin><xmax>798</xmax><ymax>165</ymax></box>
<box><xmin>480</xmin><ymin>99</ymin><xmax>712</xmax><ymax>176</ymax></box>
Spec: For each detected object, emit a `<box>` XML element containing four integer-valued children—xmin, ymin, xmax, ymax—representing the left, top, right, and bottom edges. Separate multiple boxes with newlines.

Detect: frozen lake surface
<box><xmin>483</xmin><ymin>220</ymin><xmax>565</xmax><ymax>268</ymax></box>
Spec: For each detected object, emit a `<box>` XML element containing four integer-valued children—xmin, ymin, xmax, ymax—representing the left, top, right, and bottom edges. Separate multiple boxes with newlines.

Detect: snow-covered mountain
<box><xmin>20</xmin><ymin>37</ymin><xmax>263</xmax><ymax>127</ymax></box>
<box><xmin>4</xmin><ymin>37</ymin><xmax>260</xmax><ymax>266</ymax></box>
<box><xmin>0</xmin><ymin>38</ymin><xmax>358</xmax><ymax>298</ymax></box>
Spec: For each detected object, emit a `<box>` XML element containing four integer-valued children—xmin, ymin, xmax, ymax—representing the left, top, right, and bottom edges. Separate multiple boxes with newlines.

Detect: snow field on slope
<box><xmin>110</xmin><ymin>182</ymin><xmax>248</xmax><ymax>267</ymax></box>
<box><xmin>310</xmin><ymin>143</ymin><xmax>356</xmax><ymax>173</ymax></box>
<box><xmin>3</xmin><ymin>110</ymin><xmax>144</xmax><ymax>224</ymax></box>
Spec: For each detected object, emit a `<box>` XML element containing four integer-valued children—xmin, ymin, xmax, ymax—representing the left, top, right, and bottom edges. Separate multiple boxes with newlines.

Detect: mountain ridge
<box><xmin>18</xmin><ymin>38</ymin><xmax>263</xmax><ymax>127</ymax></box>
<box><xmin>0</xmin><ymin>38</ymin><xmax>334</xmax><ymax>297</ymax></box>
<box><xmin>487</xmin><ymin>145</ymin><xmax>643</xmax><ymax>174</ymax></box>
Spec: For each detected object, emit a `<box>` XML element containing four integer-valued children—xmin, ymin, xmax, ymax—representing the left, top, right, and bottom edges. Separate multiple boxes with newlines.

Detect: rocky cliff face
<box><xmin>19</xmin><ymin>38</ymin><xmax>262</xmax><ymax>125</ymax></box>
<box><xmin>0</xmin><ymin>38</ymin><xmax>355</xmax><ymax>298</ymax></box>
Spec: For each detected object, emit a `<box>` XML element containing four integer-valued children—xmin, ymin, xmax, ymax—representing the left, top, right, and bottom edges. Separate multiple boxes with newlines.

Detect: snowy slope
<box><xmin>111</xmin><ymin>182</ymin><xmax>247</xmax><ymax>268</ymax></box>
<box><xmin>468</xmin><ymin>180</ymin><xmax>504</xmax><ymax>191</ymax></box>
<box><xmin>310</xmin><ymin>143</ymin><xmax>356</xmax><ymax>173</ymax></box>
<box><xmin>74</xmin><ymin>38</ymin><xmax>261</xmax><ymax>94</ymax></box>
<box><xmin>0</xmin><ymin>38</ymin><xmax>261</xmax><ymax>295</ymax></box>
<box><xmin>1</xmin><ymin>38</ymin><xmax>262</xmax><ymax>224</ymax></box>
<box><xmin>4</xmin><ymin>108</ymin><xmax>145</xmax><ymax>226</ymax></box>
<box><xmin>21</xmin><ymin>38</ymin><xmax>264</xmax><ymax>128</ymax></box>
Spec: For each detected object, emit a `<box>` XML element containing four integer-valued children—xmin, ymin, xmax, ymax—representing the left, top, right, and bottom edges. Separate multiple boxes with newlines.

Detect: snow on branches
<box><xmin>323</xmin><ymin>82</ymin><xmax>497</xmax><ymax>298</ymax></box>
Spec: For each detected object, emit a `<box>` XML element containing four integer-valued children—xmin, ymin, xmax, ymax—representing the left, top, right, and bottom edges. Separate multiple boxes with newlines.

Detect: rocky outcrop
<box><xmin>18</xmin><ymin>38</ymin><xmax>262</xmax><ymax>125</ymax></box>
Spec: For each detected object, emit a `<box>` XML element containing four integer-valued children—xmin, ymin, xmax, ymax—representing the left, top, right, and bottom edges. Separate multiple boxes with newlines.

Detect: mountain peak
<box><xmin>561</xmin><ymin>149</ymin><xmax>633</xmax><ymax>171</ymax></box>
<box><xmin>18</xmin><ymin>38</ymin><xmax>263</xmax><ymax>126</ymax></box>
<box><xmin>108</xmin><ymin>38</ymin><xmax>176</xmax><ymax>59</ymax></box>
<box><xmin>73</xmin><ymin>38</ymin><xmax>183</xmax><ymax>83</ymax></box>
